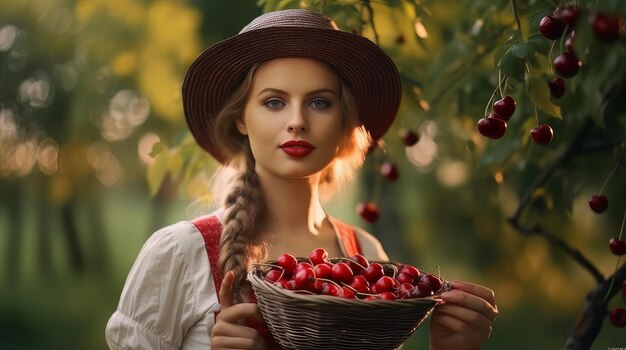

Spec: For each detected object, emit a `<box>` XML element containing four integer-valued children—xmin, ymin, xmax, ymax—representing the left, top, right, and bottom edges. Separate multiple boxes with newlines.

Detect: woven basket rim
<box><xmin>247</xmin><ymin>259</ymin><xmax>448</xmax><ymax>306</ymax></box>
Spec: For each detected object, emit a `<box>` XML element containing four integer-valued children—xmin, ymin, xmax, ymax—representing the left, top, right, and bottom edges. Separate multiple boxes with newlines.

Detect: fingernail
<box><xmin>440</xmin><ymin>291</ymin><xmax>454</xmax><ymax>300</ymax></box>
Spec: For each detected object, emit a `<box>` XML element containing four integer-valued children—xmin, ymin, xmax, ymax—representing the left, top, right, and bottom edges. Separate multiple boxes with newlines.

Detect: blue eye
<box><xmin>264</xmin><ymin>99</ymin><xmax>285</xmax><ymax>109</ymax></box>
<box><xmin>310</xmin><ymin>98</ymin><xmax>329</xmax><ymax>109</ymax></box>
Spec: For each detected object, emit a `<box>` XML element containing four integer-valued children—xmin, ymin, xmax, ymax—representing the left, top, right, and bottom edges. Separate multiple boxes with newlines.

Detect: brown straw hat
<box><xmin>182</xmin><ymin>9</ymin><xmax>401</xmax><ymax>162</ymax></box>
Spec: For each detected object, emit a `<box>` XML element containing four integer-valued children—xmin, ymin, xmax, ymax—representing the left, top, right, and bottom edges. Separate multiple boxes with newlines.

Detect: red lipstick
<box><xmin>279</xmin><ymin>140</ymin><xmax>315</xmax><ymax>157</ymax></box>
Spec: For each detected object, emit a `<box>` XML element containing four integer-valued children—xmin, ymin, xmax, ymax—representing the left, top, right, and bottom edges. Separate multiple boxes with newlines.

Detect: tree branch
<box><xmin>564</xmin><ymin>262</ymin><xmax>626</xmax><ymax>350</ymax></box>
<box><xmin>506</xmin><ymin>220</ymin><xmax>605</xmax><ymax>283</ymax></box>
<box><xmin>362</xmin><ymin>0</ymin><xmax>380</xmax><ymax>45</ymax></box>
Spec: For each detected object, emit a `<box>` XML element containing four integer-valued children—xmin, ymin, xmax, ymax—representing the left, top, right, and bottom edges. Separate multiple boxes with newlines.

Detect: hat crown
<box><xmin>240</xmin><ymin>9</ymin><xmax>339</xmax><ymax>34</ymax></box>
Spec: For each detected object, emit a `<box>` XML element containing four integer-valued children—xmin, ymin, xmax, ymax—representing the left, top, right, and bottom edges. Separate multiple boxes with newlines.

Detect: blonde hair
<box><xmin>209</xmin><ymin>61</ymin><xmax>371</xmax><ymax>301</ymax></box>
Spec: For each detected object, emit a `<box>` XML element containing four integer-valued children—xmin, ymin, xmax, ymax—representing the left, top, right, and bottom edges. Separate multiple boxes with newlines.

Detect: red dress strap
<box><xmin>191</xmin><ymin>215</ymin><xmax>224</xmax><ymax>301</ymax></box>
<box><xmin>191</xmin><ymin>215</ymin><xmax>281</xmax><ymax>350</ymax></box>
<box><xmin>332</xmin><ymin>219</ymin><xmax>363</xmax><ymax>257</ymax></box>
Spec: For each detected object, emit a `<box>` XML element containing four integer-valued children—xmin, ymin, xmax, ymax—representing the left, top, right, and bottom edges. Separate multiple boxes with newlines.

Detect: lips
<box><xmin>279</xmin><ymin>140</ymin><xmax>315</xmax><ymax>157</ymax></box>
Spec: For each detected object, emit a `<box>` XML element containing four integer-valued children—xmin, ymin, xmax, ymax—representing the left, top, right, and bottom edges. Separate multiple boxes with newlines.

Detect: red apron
<box><xmin>192</xmin><ymin>215</ymin><xmax>362</xmax><ymax>349</ymax></box>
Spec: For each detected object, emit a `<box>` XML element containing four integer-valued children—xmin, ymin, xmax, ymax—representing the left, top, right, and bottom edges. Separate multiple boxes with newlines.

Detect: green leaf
<box><xmin>497</xmin><ymin>51</ymin><xmax>525</xmax><ymax>83</ymax></box>
<box><xmin>526</xmin><ymin>77</ymin><xmax>561</xmax><ymax>119</ymax></box>
<box><xmin>525</xmin><ymin>33</ymin><xmax>550</xmax><ymax>57</ymax></box>
<box><xmin>147</xmin><ymin>143</ymin><xmax>169</xmax><ymax>197</ymax></box>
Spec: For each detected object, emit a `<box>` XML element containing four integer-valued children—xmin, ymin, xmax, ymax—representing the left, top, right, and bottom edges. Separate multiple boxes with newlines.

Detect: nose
<box><xmin>286</xmin><ymin>107</ymin><xmax>308</xmax><ymax>133</ymax></box>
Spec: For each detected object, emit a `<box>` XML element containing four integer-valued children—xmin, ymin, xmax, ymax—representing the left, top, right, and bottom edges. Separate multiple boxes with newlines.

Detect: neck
<box><xmin>256</xmin><ymin>169</ymin><xmax>327</xmax><ymax>237</ymax></box>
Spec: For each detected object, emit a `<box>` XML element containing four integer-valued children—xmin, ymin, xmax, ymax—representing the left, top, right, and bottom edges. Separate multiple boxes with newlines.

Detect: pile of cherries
<box><xmin>259</xmin><ymin>248</ymin><xmax>446</xmax><ymax>301</ymax></box>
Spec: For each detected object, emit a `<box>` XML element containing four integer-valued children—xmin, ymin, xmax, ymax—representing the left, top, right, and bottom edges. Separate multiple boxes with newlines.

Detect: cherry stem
<box><xmin>510</xmin><ymin>0</ymin><xmax>522</xmax><ymax>32</ymax></box>
<box><xmin>484</xmin><ymin>75</ymin><xmax>506</xmax><ymax>118</ymax></box>
<box><xmin>598</xmin><ymin>162</ymin><xmax>619</xmax><ymax>195</ymax></box>
<box><xmin>600</xmin><ymin>256</ymin><xmax>622</xmax><ymax>305</ymax></box>
<box><xmin>318</xmin><ymin>277</ymin><xmax>342</xmax><ymax>288</ymax></box>
<box><xmin>548</xmin><ymin>40</ymin><xmax>557</xmax><ymax>76</ymax></box>
<box><xmin>534</xmin><ymin>106</ymin><xmax>540</xmax><ymax>125</ymax></box>
<box><xmin>618</xmin><ymin>208</ymin><xmax>626</xmax><ymax>241</ymax></box>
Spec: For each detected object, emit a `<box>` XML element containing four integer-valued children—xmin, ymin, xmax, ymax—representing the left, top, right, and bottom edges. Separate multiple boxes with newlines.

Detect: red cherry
<box><xmin>588</xmin><ymin>195</ymin><xmax>608</xmax><ymax>213</ymax></box>
<box><xmin>609</xmin><ymin>237</ymin><xmax>626</xmax><ymax>256</ymax></box>
<box><xmin>396</xmin><ymin>272</ymin><xmax>415</xmax><ymax>285</ymax></box>
<box><xmin>540</xmin><ymin>15</ymin><xmax>566</xmax><ymax>40</ymax></box>
<box><xmin>276</xmin><ymin>253</ymin><xmax>298</xmax><ymax>277</ymax></box>
<box><xmin>331</xmin><ymin>262</ymin><xmax>354</xmax><ymax>284</ymax></box>
<box><xmin>399</xmin><ymin>265</ymin><xmax>421</xmax><ymax>280</ymax></box>
<box><xmin>565</xmin><ymin>35</ymin><xmax>575</xmax><ymax>53</ymax></box>
<box><xmin>493</xmin><ymin>96</ymin><xmax>516</xmax><ymax>119</ymax></box>
<box><xmin>276</xmin><ymin>279</ymin><xmax>296</xmax><ymax>290</ymax></box>
<box><xmin>349</xmin><ymin>275</ymin><xmax>371</xmax><ymax>293</ymax></box>
<box><xmin>264</xmin><ymin>269</ymin><xmax>283</xmax><ymax>283</ymax></box>
<box><xmin>548</xmin><ymin>78</ymin><xmax>566</xmax><ymax>98</ymax></box>
<box><xmin>400</xmin><ymin>129</ymin><xmax>419</xmax><ymax>146</ymax></box>
<box><xmin>378</xmin><ymin>291</ymin><xmax>397</xmax><ymax>300</ymax></box>
<box><xmin>371</xmin><ymin>276</ymin><xmax>400</xmax><ymax>294</ymax></box>
<box><xmin>590</xmin><ymin>13</ymin><xmax>624</xmax><ymax>42</ymax></box>
<box><xmin>313</xmin><ymin>263</ymin><xmax>332</xmax><ymax>279</ymax></box>
<box><xmin>293</xmin><ymin>266</ymin><xmax>315</xmax><ymax>289</ymax></box>
<box><xmin>306</xmin><ymin>279</ymin><xmax>326</xmax><ymax>294</ymax></box>
<box><xmin>557</xmin><ymin>6</ymin><xmax>582</xmax><ymax>27</ymax></box>
<box><xmin>477</xmin><ymin>114</ymin><xmax>507</xmax><ymax>139</ymax></box>
<box><xmin>380</xmin><ymin>162</ymin><xmax>399</xmax><ymax>182</ymax></box>
<box><xmin>348</xmin><ymin>254</ymin><xmax>369</xmax><ymax>275</ymax></box>
<box><xmin>410</xmin><ymin>282</ymin><xmax>434</xmax><ymax>298</ymax></box>
<box><xmin>363</xmin><ymin>263</ymin><xmax>385</xmax><ymax>283</ymax></box>
<box><xmin>554</xmin><ymin>51</ymin><xmax>581</xmax><ymax>78</ymax></box>
<box><xmin>339</xmin><ymin>286</ymin><xmax>356</xmax><ymax>299</ymax></box>
<box><xmin>294</xmin><ymin>262</ymin><xmax>313</xmax><ymax>275</ymax></box>
<box><xmin>308</xmin><ymin>248</ymin><xmax>329</xmax><ymax>265</ymax></box>
<box><xmin>322</xmin><ymin>283</ymin><xmax>341</xmax><ymax>296</ymax></box>
<box><xmin>420</xmin><ymin>274</ymin><xmax>443</xmax><ymax>292</ymax></box>
<box><xmin>396</xmin><ymin>283</ymin><xmax>414</xmax><ymax>299</ymax></box>
<box><xmin>357</xmin><ymin>201</ymin><xmax>380</xmax><ymax>223</ymax></box>
<box><xmin>530</xmin><ymin>124</ymin><xmax>554</xmax><ymax>145</ymax></box>
<box><xmin>610</xmin><ymin>307</ymin><xmax>626</xmax><ymax>327</ymax></box>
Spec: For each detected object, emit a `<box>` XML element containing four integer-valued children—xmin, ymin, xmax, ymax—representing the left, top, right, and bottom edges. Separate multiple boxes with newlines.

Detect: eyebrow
<box><xmin>257</xmin><ymin>87</ymin><xmax>338</xmax><ymax>97</ymax></box>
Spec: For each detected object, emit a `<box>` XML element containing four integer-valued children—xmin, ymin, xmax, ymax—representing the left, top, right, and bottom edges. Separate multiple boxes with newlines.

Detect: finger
<box><xmin>211</xmin><ymin>323</ymin><xmax>266</xmax><ymax>350</ymax></box>
<box><xmin>450</xmin><ymin>281</ymin><xmax>497</xmax><ymax>308</ymax></box>
<box><xmin>217</xmin><ymin>303</ymin><xmax>263</xmax><ymax>324</ymax></box>
<box><xmin>440</xmin><ymin>289</ymin><xmax>498</xmax><ymax>321</ymax></box>
<box><xmin>220</xmin><ymin>271</ymin><xmax>236</xmax><ymax>308</ymax></box>
<box><xmin>431</xmin><ymin>311</ymin><xmax>492</xmax><ymax>345</ymax></box>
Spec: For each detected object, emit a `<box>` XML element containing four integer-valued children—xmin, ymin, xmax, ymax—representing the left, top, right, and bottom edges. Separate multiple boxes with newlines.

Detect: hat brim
<box><xmin>183</xmin><ymin>26</ymin><xmax>401</xmax><ymax>163</ymax></box>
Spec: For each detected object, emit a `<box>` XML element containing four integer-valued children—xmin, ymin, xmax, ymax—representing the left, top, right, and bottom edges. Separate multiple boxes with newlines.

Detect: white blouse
<box><xmin>105</xmin><ymin>214</ymin><xmax>388</xmax><ymax>349</ymax></box>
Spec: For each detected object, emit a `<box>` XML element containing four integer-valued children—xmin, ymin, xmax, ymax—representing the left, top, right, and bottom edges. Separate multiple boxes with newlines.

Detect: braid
<box><xmin>218</xmin><ymin>149</ymin><xmax>266</xmax><ymax>302</ymax></box>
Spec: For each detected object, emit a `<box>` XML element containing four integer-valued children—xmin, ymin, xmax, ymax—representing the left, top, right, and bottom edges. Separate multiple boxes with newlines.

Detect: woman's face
<box><xmin>238</xmin><ymin>58</ymin><xmax>346</xmax><ymax>180</ymax></box>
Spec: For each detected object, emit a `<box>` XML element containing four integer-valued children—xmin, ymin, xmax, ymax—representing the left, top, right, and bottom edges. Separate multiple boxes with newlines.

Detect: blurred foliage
<box><xmin>1</xmin><ymin>0</ymin><xmax>625</xmax><ymax>349</ymax></box>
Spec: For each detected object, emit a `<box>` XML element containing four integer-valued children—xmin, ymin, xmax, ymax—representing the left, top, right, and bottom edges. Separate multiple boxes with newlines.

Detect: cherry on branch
<box><xmin>540</xmin><ymin>15</ymin><xmax>566</xmax><ymax>40</ymax></box>
<box><xmin>558</xmin><ymin>6</ymin><xmax>582</xmax><ymax>27</ymax></box>
<box><xmin>610</xmin><ymin>307</ymin><xmax>626</xmax><ymax>328</ymax></box>
<box><xmin>477</xmin><ymin>114</ymin><xmax>507</xmax><ymax>140</ymax></box>
<box><xmin>554</xmin><ymin>51</ymin><xmax>581</xmax><ymax>78</ymax></box>
<box><xmin>530</xmin><ymin>124</ymin><xmax>554</xmax><ymax>145</ymax></box>
<box><xmin>357</xmin><ymin>201</ymin><xmax>380</xmax><ymax>223</ymax></box>
<box><xmin>399</xmin><ymin>129</ymin><xmax>419</xmax><ymax>146</ymax></box>
<box><xmin>590</xmin><ymin>13</ymin><xmax>624</xmax><ymax>42</ymax></box>
<box><xmin>493</xmin><ymin>96</ymin><xmax>516</xmax><ymax>120</ymax></box>
<box><xmin>609</xmin><ymin>237</ymin><xmax>626</xmax><ymax>256</ymax></box>
<box><xmin>588</xmin><ymin>195</ymin><xmax>609</xmax><ymax>213</ymax></box>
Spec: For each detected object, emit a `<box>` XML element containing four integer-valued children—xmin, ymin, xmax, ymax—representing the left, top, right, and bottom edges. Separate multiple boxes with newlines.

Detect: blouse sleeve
<box><xmin>105</xmin><ymin>221</ymin><xmax>218</xmax><ymax>349</ymax></box>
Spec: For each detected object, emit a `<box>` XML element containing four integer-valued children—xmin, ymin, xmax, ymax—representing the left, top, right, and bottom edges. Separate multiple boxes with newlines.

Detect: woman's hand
<box><xmin>429</xmin><ymin>281</ymin><xmax>498</xmax><ymax>350</ymax></box>
<box><xmin>211</xmin><ymin>271</ymin><xmax>268</xmax><ymax>350</ymax></box>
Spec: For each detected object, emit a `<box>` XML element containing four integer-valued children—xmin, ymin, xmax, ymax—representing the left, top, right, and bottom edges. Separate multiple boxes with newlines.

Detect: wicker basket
<box><xmin>247</xmin><ymin>259</ymin><xmax>447</xmax><ymax>350</ymax></box>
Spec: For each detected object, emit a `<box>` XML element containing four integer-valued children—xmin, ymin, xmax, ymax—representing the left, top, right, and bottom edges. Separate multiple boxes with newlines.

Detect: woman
<box><xmin>106</xmin><ymin>9</ymin><xmax>497</xmax><ymax>350</ymax></box>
